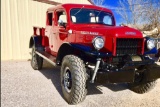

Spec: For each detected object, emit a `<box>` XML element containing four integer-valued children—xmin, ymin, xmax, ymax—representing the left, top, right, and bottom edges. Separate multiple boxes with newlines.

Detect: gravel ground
<box><xmin>1</xmin><ymin>61</ymin><xmax>160</xmax><ymax>107</ymax></box>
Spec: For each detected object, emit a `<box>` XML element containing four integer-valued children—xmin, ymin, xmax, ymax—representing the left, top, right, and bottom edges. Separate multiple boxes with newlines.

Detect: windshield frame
<box><xmin>70</xmin><ymin>8</ymin><xmax>115</xmax><ymax>26</ymax></box>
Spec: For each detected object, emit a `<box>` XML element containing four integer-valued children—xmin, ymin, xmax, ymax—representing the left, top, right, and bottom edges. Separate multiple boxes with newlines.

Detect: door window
<box><xmin>56</xmin><ymin>11</ymin><xmax>67</xmax><ymax>26</ymax></box>
<box><xmin>47</xmin><ymin>12</ymin><xmax>53</xmax><ymax>26</ymax></box>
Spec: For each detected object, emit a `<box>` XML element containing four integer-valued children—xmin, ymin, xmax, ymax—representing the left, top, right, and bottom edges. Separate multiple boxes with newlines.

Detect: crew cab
<box><xmin>29</xmin><ymin>4</ymin><xmax>160</xmax><ymax>104</ymax></box>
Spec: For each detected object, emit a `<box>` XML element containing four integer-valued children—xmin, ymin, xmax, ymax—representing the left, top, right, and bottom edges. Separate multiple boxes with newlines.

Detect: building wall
<box><xmin>50</xmin><ymin>0</ymin><xmax>90</xmax><ymax>4</ymax></box>
<box><xmin>1</xmin><ymin>0</ymin><xmax>90</xmax><ymax>60</ymax></box>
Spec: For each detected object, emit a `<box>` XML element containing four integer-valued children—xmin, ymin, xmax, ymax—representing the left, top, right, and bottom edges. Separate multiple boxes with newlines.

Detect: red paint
<box><xmin>34</xmin><ymin>4</ymin><xmax>144</xmax><ymax>57</ymax></box>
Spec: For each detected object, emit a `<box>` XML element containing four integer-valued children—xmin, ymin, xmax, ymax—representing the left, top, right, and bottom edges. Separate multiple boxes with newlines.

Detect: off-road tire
<box><xmin>61</xmin><ymin>55</ymin><xmax>87</xmax><ymax>105</ymax></box>
<box><xmin>128</xmin><ymin>81</ymin><xmax>156</xmax><ymax>94</ymax></box>
<box><xmin>31</xmin><ymin>46</ymin><xmax>43</xmax><ymax>70</ymax></box>
<box><xmin>128</xmin><ymin>64</ymin><xmax>157</xmax><ymax>94</ymax></box>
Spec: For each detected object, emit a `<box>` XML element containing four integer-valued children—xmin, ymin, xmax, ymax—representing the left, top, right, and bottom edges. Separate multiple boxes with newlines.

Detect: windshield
<box><xmin>70</xmin><ymin>8</ymin><xmax>114</xmax><ymax>26</ymax></box>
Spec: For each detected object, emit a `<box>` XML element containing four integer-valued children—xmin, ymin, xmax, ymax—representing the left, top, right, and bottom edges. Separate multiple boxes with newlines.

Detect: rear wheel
<box><xmin>31</xmin><ymin>46</ymin><xmax>43</xmax><ymax>70</ymax></box>
<box><xmin>61</xmin><ymin>55</ymin><xmax>87</xmax><ymax>104</ymax></box>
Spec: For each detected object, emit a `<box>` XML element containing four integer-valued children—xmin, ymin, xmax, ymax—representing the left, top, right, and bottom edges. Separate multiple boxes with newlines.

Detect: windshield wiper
<box><xmin>95</xmin><ymin>7</ymin><xmax>104</xmax><ymax>23</ymax></box>
<box><xmin>74</xmin><ymin>6</ymin><xmax>84</xmax><ymax>15</ymax></box>
<box><xmin>96</xmin><ymin>6</ymin><xmax>104</xmax><ymax>17</ymax></box>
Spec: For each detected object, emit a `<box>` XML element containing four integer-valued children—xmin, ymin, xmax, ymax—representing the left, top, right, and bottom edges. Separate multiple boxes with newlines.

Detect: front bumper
<box><xmin>95</xmin><ymin>61</ymin><xmax>160</xmax><ymax>84</ymax></box>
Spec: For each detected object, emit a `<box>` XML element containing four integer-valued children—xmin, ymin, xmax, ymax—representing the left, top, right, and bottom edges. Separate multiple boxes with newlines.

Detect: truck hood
<box><xmin>70</xmin><ymin>24</ymin><xmax>144</xmax><ymax>56</ymax></box>
<box><xmin>73</xmin><ymin>25</ymin><xmax>143</xmax><ymax>38</ymax></box>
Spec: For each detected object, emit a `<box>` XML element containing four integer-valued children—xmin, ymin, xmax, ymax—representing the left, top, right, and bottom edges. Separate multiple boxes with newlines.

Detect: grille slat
<box><xmin>116</xmin><ymin>38</ymin><xmax>143</xmax><ymax>56</ymax></box>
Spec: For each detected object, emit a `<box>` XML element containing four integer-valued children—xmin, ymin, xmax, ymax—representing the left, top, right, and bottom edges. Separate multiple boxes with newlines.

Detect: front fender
<box><xmin>144</xmin><ymin>37</ymin><xmax>158</xmax><ymax>55</ymax></box>
<box><xmin>71</xmin><ymin>43</ymin><xmax>112</xmax><ymax>57</ymax></box>
<box><xmin>144</xmin><ymin>47</ymin><xmax>158</xmax><ymax>55</ymax></box>
<box><xmin>56</xmin><ymin>43</ymin><xmax>112</xmax><ymax>65</ymax></box>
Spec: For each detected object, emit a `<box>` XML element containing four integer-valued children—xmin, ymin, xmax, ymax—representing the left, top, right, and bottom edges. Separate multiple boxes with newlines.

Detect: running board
<box><xmin>35</xmin><ymin>51</ymin><xmax>56</xmax><ymax>66</ymax></box>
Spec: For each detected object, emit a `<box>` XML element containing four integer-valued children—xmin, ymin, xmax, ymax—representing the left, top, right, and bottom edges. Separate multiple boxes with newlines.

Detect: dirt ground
<box><xmin>1</xmin><ymin>61</ymin><xmax>160</xmax><ymax>107</ymax></box>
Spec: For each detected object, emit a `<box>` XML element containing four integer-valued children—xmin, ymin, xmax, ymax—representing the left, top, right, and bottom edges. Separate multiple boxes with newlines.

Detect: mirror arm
<box><xmin>63</xmin><ymin>24</ymin><xmax>66</xmax><ymax>29</ymax></box>
<box><xmin>58</xmin><ymin>20</ymin><xmax>66</xmax><ymax>29</ymax></box>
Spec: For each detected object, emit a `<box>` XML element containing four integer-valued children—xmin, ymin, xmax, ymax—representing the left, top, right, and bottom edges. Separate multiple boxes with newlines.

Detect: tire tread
<box><xmin>61</xmin><ymin>55</ymin><xmax>87</xmax><ymax>104</ymax></box>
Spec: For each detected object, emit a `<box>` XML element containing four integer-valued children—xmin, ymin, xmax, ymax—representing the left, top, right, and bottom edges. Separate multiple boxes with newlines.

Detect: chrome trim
<box><xmin>92</xmin><ymin>36</ymin><xmax>104</xmax><ymax>50</ymax></box>
<box><xmin>35</xmin><ymin>51</ymin><xmax>56</xmax><ymax>66</ymax></box>
<box><xmin>90</xmin><ymin>58</ymin><xmax>101</xmax><ymax>83</ymax></box>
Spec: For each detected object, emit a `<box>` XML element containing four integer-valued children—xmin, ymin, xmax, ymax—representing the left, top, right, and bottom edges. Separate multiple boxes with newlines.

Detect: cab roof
<box><xmin>47</xmin><ymin>3</ymin><xmax>113</xmax><ymax>14</ymax></box>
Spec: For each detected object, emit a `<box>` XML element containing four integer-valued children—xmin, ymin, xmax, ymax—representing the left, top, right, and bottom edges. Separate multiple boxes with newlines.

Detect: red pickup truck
<box><xmin>29</xmin><ymin>4</ymin><xmax>160</xmax><ymax>104</ymax></box>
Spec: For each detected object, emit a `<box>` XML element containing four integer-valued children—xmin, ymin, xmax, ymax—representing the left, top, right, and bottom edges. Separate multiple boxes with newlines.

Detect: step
<box><xmin>35</xmin><ymin>51</ymin><xmax>56</xmax><ymax>66</ymax></box>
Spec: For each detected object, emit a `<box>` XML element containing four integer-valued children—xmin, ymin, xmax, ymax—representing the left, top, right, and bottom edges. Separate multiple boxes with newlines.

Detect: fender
<box><xmin>144</xmin><ymin>37</ymin><xmax>158</xmax><ymax>55</ymax></box>
<box><xmin>56</xmin><ymin>43</ymin><xmax>74</xmax><ymax>64</ymax></box>
<box><xmin>71</xmin><ymin>43</ymin><xmax>112</xmax><ymax>57</ymax></box>
<box><xmin>29</xmin><ymin>36</ymin><xmax>42</xmax><ymax>48</ymax></box>
<box><xmin>144</xmin><ymin>47</ymin><xmax>158</xmax><ymax>55</ymax></box>
<box><xmin>30</xmin><ymin>27</ymin><xmax>47</xmax><ymax>48</ymax></box>
<box><xmin>56</xmin><ymin>43</ymin><xmax>112</xmax><ymax>65</ymax></box>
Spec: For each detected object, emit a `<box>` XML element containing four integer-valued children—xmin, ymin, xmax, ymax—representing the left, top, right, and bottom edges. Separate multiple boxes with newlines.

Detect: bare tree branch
<box><xmin>116</xmin><ymin>0</ymin><xmax>160</xmax><ymax>32</ymax></box>
<box><xmin>93</xmin><ymin>0</ymin><xmax>105</xmax><ymax>6</ymax></box>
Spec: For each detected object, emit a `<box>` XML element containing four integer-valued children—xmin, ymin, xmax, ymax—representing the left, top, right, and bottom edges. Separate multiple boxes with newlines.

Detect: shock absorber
<box><xmin>90</xmin><ymin>58</ymin><xmax>101</xmax><ymax>83</ymax></box>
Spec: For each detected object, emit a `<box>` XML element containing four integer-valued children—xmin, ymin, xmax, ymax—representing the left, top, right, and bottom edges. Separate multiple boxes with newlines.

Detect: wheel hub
<box><xmin>63</xmin><ymin>67</ymin><xmax>72</xmax><ymax>93</ymax></box>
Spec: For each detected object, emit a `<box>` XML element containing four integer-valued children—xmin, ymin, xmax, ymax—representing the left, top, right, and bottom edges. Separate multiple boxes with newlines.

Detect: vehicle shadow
<box><xmin>38</xmin><ymin>61</ymin><xmax>128</xmax><ymax>97</ymax></box>
<box><xmin>103</xmin><ymin>83</ymin><xmax>128</xmax><ymax>92</ymax></box>
<box><xmin>38</xmin><ymin>61</ymin><xmax>63</xmax><ymax>96</ymax></box>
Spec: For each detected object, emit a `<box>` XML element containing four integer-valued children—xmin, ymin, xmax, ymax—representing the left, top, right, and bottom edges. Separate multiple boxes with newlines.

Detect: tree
<box><xmin>117</xmin><ymin>0</ymin><xmax>160</xmax><ymax>31</ymax></box>
<box><xmin>142</xmin><ymin>1</ymin><xmax>160</xmax><ymax>30</ymax></box>
<box><xmin>93</xmin><ymin>0</ymin><xmax>104</xmax><ymax>6</ymax></box>
<box><xmin>117</xmin><ymin>0</ymin><xmax>146</xmax><ymax>27</ymax></box>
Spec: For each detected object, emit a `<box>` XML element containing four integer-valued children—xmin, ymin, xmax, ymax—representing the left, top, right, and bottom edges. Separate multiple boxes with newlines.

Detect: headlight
<box><xmin>92</xmin><ymin>36</ymin><xmax>104</xmax><ymax>50</ymax></box>
<box><xmin>147</xmin><ymin>38</ymin><xmax>155</xmax><ymax>50</ymax></box>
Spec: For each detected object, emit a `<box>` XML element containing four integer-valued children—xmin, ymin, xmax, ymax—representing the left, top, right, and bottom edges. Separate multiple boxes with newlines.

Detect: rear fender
<box><xmin>29</xmin><ymin>36</ymin><xmax>42</xmax><ymax>48</ymax></box>
<box><xmin>29</xmin><ymin>27</ymin><xmax>47</xmax><ymax>48</ymax></box>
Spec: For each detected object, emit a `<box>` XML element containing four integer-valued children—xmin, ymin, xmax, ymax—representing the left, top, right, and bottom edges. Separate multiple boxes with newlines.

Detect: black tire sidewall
<box><xmin>31</xmin><ymin>46</ymin><xmax>43</xmax><ymax>70</ymax></box>
<box><xmin>61</xmin><ymin>58</ymin><xmax>73</xmax><ymax>103</ymax></box>
<box><xmin>61</xmin><ymin>55</ymin><xmax>87</xmax><ymax>104</ymax></box>
<box><xmin>128</xmin><ymin>67</ymin><xmax>156</xmax><ymax>93</ymax></box>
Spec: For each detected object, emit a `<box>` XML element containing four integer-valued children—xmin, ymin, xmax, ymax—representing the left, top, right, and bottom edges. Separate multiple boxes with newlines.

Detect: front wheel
<box><xmin>128</xmin><ymin>70</ymin><xmax>156</xmax><ymax>94</ymax></box>
<box><xmin>128</xmin><ymin>80</ymin><xmax>156</xmax><ymax>94</ymax></box>
<box><xmin>61</xmin><ymin>55</ymin><xmax>87</xmax><ymax>105</ymax></box>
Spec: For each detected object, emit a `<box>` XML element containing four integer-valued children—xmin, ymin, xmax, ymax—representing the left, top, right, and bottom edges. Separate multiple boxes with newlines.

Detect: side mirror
<box><xmin>58</xmin><ymin>19</ymin><xmax>64</xmax><ymax>26</ymax></box>
<box><xmin>58</xmin><ymin>19</ymin><xmax>66</xmax><ymax>28</ymax></box>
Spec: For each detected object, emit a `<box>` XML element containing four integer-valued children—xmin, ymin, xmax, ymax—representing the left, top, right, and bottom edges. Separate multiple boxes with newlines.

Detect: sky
<box><xmin>93</xmin><ymin>0</ymin><xmax>125</xmax><ymax>26</ymax></box>
<box><xmin>103</xmin><ymin>0</ymin><xmax>123</xmax><ymax>26</ymax></box>
<box><xmin>92</xmin><ymin>0</ymin><xmax>160</xmax><ymax>26</ymax></box>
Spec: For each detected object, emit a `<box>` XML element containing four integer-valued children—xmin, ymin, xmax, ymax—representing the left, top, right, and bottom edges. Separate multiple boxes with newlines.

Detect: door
<box><xmin>53</xmin><ymin>10</ymin><xmax>68</xmax><ymax>53</ymax></box>
<box><xmin>45</xmin><ymin>11</ymin><xmax>57</xmax><ymax>53</ymax></box>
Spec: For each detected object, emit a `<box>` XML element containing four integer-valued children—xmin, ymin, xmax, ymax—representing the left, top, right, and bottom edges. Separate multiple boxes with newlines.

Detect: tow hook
<box><xmin>90</xmin><ymin>58</ymin><xmax>101</xmax><ymax>83</ymax></box>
